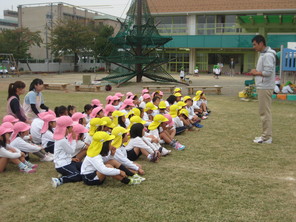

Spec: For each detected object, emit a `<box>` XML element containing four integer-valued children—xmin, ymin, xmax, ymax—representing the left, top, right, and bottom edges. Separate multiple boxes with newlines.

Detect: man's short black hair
<box><xmin>252</xmin><ymin>35</ymin><xmax>266</xmax><ymax>46</ymax></box>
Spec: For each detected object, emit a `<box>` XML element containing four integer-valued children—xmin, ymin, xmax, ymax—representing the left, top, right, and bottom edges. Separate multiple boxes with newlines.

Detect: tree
<box><xmin>49</xmin><ymin>20</ymin><xmax>91</xmax><ymax>72</ymax></box>
<box><xmin>49</xmin><ymin>19</ymin><xmax>114</xmax><ymax>72</ymax></box>
<box><xmin>0</xmin><ymin>28</ymin><xmax>42</xmax><ymax>64</ymax></box>
<box><xmin>89</xmin><ymin>23</ymin><xmax>114</xmax><ymax>58</ymax></box>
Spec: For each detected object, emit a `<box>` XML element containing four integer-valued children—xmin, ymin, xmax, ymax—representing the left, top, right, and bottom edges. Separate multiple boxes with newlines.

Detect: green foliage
<box><xmin>0</xmin><ymin>28</ymin><xmax>42</xmax><ymax>62</ymax></box>
<box><xmin>49</xmin><ymin>20</ymin><xmax>114</xmax><ymax>71</ymax></box>
<box><xmin>88</xmin><ymin>23</ymin><xmax>114</xmax><ymax>57</ymax></box>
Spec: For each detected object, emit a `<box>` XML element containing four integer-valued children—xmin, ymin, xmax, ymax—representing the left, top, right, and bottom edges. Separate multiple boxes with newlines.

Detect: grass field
<box><xmin>0</xmin><ymin>74</ymin><xmax>296</xmax><ymax>221</ymax></box>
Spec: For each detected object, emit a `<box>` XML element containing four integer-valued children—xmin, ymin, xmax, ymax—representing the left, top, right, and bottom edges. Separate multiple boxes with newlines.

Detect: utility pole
<box><xmin>136</xmin><ymin>0</ymin><xmax>143</xmax><ymax>82</ymax></box>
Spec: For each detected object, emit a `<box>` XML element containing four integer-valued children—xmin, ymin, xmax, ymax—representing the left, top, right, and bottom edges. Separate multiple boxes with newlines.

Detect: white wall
<box><xmin>18</xmin><ymin>62</ymin><xmax>106</xmax><ymax>73</ymax></box>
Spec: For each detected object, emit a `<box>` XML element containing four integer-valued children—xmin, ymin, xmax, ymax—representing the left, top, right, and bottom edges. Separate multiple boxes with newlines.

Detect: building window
<box><xmin>197</xmin><ymin>15</ymin><xmax>241</xmax><ymax>35</ymax></box>
<box><xmin>155</xmin><ymin>16</ymin><xmax>187</xmax><ymax>35</ymax></box>
<box><xmin>162</xmin><ymin>49</ymin><xmax>190</xmax><ymax>73</ymax></box>
<box><xmin>196</xmin><ymin>53</ymin><xmax>208</xmax><ymax>72</ymax></box>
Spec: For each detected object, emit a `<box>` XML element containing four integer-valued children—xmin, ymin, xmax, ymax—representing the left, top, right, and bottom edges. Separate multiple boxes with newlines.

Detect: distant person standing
<box><xmin>23</xmin><ymin>79</ymin><xmax>49</xmax><ymax>121</ymax></box>
<box><xmin>179</xmin><ymin>67</ymin><xmax>185</xmax><ymax>81</ymax></box>
<box><xmin>229</xmin><ymin>58</ymin><xmax>235</xmax><ymax>77</ymax></box>
<box><xmin>250</xmin><ymin>35</ymin><xmax>276</xmax><ymax>144</ymax></box>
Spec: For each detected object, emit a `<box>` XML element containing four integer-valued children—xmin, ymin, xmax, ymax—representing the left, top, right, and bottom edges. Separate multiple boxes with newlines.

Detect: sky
<box><xmin>0</xmin><ymin>0</ymin><xmax>132</xmax><ymax>18</ymax></box>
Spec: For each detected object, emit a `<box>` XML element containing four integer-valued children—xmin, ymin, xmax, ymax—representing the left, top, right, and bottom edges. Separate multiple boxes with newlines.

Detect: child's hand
<box><xmin>72</xmin><ymin>158</ymin><xmax>80</xmax><ymax>162</ymax></box>
<box><xmin>120</xmin><ymin>171</ymin><xmax>127</xmax><ymax>178</ymax></box>
<box><xmin>138</xmin><ymin>168</ymin><xmax>145</xmax><ymax>175</ymax></box>
<box><xmin>110</xmin><ymin>146</ymin><xmax>116</xmax><ymax>156</ymax></box>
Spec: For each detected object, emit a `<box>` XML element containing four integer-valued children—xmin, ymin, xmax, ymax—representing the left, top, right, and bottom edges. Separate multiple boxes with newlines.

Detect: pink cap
<box><xmin>106</xmin><ymin>95</ymin><xmax>113</xmax><ymax>104</ymax></box>
<box><xmin>40</xmin><ymin>114</ymin><xmax>57</xmax><ymax>134</ymax></box>
<box><xmin>142</xmin><ymin>89</ymin><xmax>149</xmax><ymax>94</ymax></box>
<box><xmin>90</xmin><ymin>107</ymin><xmax>103</xmax><ymax>118</ymax></box>
<box><xmin>47</xmin><ymin>110</ymin><xmax>56</xmax><ymax>117</ymax></box>
<box><xmin>0</xmin><ymin>123</ymin><xmax>14</xmax><ymax>135</ymax></box>
<box><xmin>2</xmin><ymin>115</ymin><xmax>19</xmax><ymax>123</ymax></box>
<box><xmin>68</xmin><ymin>124</ymin><xmax>88</xmax><ymax>142</ymax></box>
<box><xmin>11</xmin><ymin>122</ymin><xmax>31</xmax><ymax>142</ymax></box>
<box><xmin>111</xmin><ymin>95</ymin><xmax>120</xmax><ymax>102</ymax></box>
<box><xmin>72</xmin><ymin>112</ymin><xmax>87</xmax><ymax>124</ymax></box>
<box><xmin>120</xmin><ymin>99</ymin><xmax>135</xmax><ymax>110</ymax></box>
<box><xmin>53</xmin><ymin>116</ymin><xmax>74</xmax><ymax>140</ymax></box>
<box><xmin>163</xmin><ymin>114</ymin><xmax>174</xmax><ymax>127</ymax></box>
<box><xmin>115</xmin><ymin>92</ymin><xmax>124</xmax><ymax>98</ymax></box>
<box><xmin>159</xmin><ymin>91</ymin><xmax>164</xmax><ymax>96</ymax></box>
<box><xmin>104</xmin><ymin>104</ymin><xmax>116</xmax><ymax>116</ymax></box>
<box><xmin>126</xmin><ymin>92</ymin><xmax>134</xmax><ymax>99</ymax></box>
<box><xmin>38</xmin><ymin>111</ymin><xmax>49</xmax><ymax>119</ymax></box>
<box><xmin>1</xmin><ymin>122</ymin><xmax>13</xmax><ymax>130</ymax></box>
<box><xmin>91</xmin><ymin>99</ymin><xmax>102</xmax><ymax>107</ymax></box>
<box><xmin>143</xmin><ymin>94</ymin><xmax>151</xmax><ymax>100</ymax></box>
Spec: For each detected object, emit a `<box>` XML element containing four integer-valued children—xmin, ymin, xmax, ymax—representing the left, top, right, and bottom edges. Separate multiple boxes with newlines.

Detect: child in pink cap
<box><xmin>70</xmin><ymin>124</ymin><xmax>88</xmax><ymax>162</ymax></box>
<box><xmin>90</xmin><ymin>107</ymin><xmax>104</xmax><ymax>119</ymax></box>
<box><xmin>115</xmin><ymin>92</ymin><xmax>124</xmax><ymax>107</ymax></box>
<box><xmin>30</xmin><ymin>111</ymin><xmax>52</xmax><ymax>145</ymax></box>
<box><xmin>111</xmin><ymin>95</ymin><xmax>121</xmax><ymax>110</ymax></box>
<box><xmin>139</xmin><ymin>89</ymin><xmax>150</xmax><ymax>102</ymax></box>
<box><xmin>91</xmin><ymin>99</ymin><xmax>102</xmax><ymax>108</ymax></box>
<box><xmin>139</xmin><ymin>94</ymin><xmax>151</xmax><ymax>109</ymax></box>
<box><xmin>105</xmin><ymin>95</ymin><xmax>113</xmax><ymax>105</ymax></box>
<box><xmin>72</xmin><ymin>112</ymin><xmax>87</xmax><ymax>126</ymax></box>
<box><xmin>2</xmin><ymin>115</ymin><xmax>19</xmax><ymax>124</ymax></box>
<box><xmin>51</xmin><ymin>116</ymin><xmax>82</xmax><ymax>188</ymax></box>
<box><xmin>104</xmin><ymin>104</ymin><xmax>115</xmax><ymax>117</ymax></box>
<box><xmin>10</xmin><ymin>122</ymin><xmax>53</xmax><ymax>163</ymax></box>
<box><xmin>41</xmin><ymin>114</ymin><xmax>57</xmax><ymax>154</ymax></box>
<box><xmin>0</xmin><ymin>124</ymin><xmax>37</xmax><ymax>173</ymax></box>
<box><xmin>126</xmin><ymin>92</ymin><xmax>134</xmax><ymax>99</ymax></box>
<box><xmin>120</xmin><ymin>99</ymin><xmax>135</xmax><ymax>114</ymax></box>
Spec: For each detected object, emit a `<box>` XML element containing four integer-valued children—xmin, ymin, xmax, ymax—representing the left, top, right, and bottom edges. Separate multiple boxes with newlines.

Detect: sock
<box><xmin>18</xmin><ymin>162</ymin><xmax>26</xmax><ymax>169</ymax></box>
<box><xmin>119</xmin><ymin>165</ymin><xmax>134</xmax><ymax>177</ymax></box>
<box><xmin>121</xmin><ymin>177</ymin><xmax>130</xmax><ymax>184</ymax></box>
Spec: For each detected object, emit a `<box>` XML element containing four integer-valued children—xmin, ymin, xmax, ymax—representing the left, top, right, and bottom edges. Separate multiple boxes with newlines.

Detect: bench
<box><xmin>143</xmin><ymin>85</ymin><xmax>176</xmax><ymax>94</ymax></box>
<box><xmin>44</xmin><ymin>83</ymin><xmax>69</xmax><ymax>91</ymax></box>
<box><xmin>187</xmin><ymin>86</ymin><xmax>223</xmax><ymax>95</ymax></box>
<box><xmin>75</xmin><ymin>85</ymin><xmax>102</xmax><ymax>92</ymax></box>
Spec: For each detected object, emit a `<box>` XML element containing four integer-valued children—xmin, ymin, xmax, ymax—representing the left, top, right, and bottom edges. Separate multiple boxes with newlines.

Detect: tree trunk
<box><xmin>74</xmin><ymin>52</ymin><xmax>79</xmax><ymax>72</ymax></box>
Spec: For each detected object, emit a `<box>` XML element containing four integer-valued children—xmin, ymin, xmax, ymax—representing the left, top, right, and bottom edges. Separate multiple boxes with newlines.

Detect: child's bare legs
<box><xmin>159</xmin><ymin>131</ymin><xmax>173</xmax><ymax>144</ymax></box>
<box><xmin>0</xmin><ymin>157</ymin><xmax>9</xmax><ymax>172</ymax></box>
<box><xmin>201</xmin><ymin>103</ymin><xmax>207</xmax><ymax>112</ymax></box>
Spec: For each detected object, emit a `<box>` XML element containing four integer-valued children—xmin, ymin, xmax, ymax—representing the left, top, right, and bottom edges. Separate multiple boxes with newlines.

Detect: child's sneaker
<box><xmin>25</xmin><ymin>161</ymin><xmax>38</xmax><ymax>169</ymax></box>
<box><xmin>51</xmin><ymin>178</ymin><xmax>62</xmax><ymax>188</ymax></box>
<box><xmin>133</xmin><ymin>174</ymin><xmax>146</xmax><ymax>182</ymax></box>
<box><xmin>128</xmin><ymin>177</ymin><xmax>141</xmax><ymax>185</ymax></box>
<box><xmin>194</xmin><ymin>122</ymin><xmax>204</xmax><ymax>128</ymax></box>
<box><xmin>175</xmin><ymin>142</ymin><xmax>185</xmax><ymax>151</ymax></box>
<box><xmin>41</xmin><ymin>154</ymin><xmax>54</xmax><ymax>162</ymax></box>
<box><xmin>20</xmin><ymin>166</ymin><xmax>36</xmax><ymax>173</ymax></box>
<box><xmin>160</xmin><ymin>147</ymin><xmax>171</xmax><ymax>156</ymax></box>
<box><xmin>201</xmin><ymin>116</ymin><xmax>208</xmax><ymax>120</ymax></box>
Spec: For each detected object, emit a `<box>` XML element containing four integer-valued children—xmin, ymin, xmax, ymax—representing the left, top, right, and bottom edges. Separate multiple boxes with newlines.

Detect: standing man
<box><xmin>250</xmin><ymin>35</ymin><xmax>276</xmax><ymax>144</ymax></box>
<box><xmin>229</xmin><ymin>58</ymin><xmax>235</xmax><ymax>76</ymax></box>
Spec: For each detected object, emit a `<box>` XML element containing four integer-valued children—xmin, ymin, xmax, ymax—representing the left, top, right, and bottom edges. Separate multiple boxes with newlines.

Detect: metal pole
<box><xmin>136</xmin><ymin>0</ymin><xmax>143</xmax><ymax>82</ymax></box>
<box><xmin>280</xmin><ymin>45</ymin><xmax>283</xmax><ymax>82</ymax></box>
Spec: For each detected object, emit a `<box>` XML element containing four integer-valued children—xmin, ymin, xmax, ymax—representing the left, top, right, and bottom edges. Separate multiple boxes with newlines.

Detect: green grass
<box><xmin>0</xmin><ymin>84</ymin><xmax>296</xmax><ymax>221</ymax></box>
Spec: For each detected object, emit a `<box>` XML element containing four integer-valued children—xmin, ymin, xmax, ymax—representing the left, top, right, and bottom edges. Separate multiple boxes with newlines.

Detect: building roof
<box><xmin>147</xmin><ymin>0</ymin><xmax>296</xmax><ymax>14</ymax></box>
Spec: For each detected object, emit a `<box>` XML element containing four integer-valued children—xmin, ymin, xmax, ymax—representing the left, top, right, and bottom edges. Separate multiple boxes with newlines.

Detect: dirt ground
<box><xmin>0</xmin><ymin>72</ymin><xmax>258</xmax><ymax>97</ymax></box>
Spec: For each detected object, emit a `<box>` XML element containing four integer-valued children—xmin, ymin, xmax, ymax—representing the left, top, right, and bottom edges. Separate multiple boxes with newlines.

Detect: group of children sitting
<box><xmin>0</xmin><ymin>87</ymin><xmax>211</xmax><ymax>187</ymax></box>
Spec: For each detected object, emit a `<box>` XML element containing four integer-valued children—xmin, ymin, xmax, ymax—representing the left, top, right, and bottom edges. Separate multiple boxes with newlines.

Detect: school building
<box><xmin>147</xmin><ymin>0</ymin><xmax>296</xmax><ymax>74</ymax></box>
